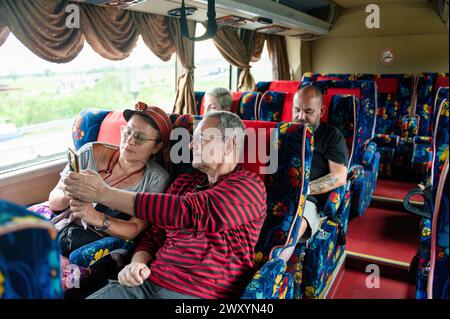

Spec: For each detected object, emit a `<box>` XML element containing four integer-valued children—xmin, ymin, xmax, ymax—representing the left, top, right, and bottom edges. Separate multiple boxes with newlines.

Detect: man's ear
<box><xmin>225</xmin><ymin>137</ymin><xmax>235</xmax><ymax>155</ymax></box>
<box><xmin>320</xmin><ymin>104</ymin><xmax>326</xmax><ymax>118</ymax></box>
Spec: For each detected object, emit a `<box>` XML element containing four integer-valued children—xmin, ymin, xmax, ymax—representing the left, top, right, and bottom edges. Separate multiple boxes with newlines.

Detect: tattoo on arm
<box><xmin>309</xmin><ymin>173</ymin><xmax>339</xmax><ymax>195</ymax></box>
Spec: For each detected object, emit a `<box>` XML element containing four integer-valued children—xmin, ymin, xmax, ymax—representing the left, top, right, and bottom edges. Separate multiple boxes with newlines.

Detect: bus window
<box><xmin>0</xmin><ymin>35</ymin><xmax>176</xmax><ymax>173</ymax></box>
<box><xmin>251</xmin><ymin>42</ymin><xmax>272</xmax><ymax>85</ymax></box>
<box><xmin>194</xmin><ymin>24</ymin><xmax>231</xmax><ymax>91</ymax></box>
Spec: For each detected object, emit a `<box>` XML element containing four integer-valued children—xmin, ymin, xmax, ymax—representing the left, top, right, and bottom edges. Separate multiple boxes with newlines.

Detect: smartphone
<box><xmin>67</xmin><ymin>148</ymin><xmax>80</xmax><ymax>173</ymax></box>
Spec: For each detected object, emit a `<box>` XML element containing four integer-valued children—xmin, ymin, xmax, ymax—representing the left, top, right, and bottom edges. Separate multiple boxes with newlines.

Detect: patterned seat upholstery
<box><xmin>427</xmin><ymin>98</ymin><xmax>449</xmax><ymax>299</ymax></box>
<box><xmin>242</xmin><ymin>123</ymin><xmax>313</xmax><ymax>299</ymax></box>
<box><xmin>0</xmin><ymin>200</ymin><xmax>63</xmax><ymax>299</ymax></box>
<box><xmin>413</xmin><ymin>98</ymin><xmax>449</xmax><ymax>299</ymax></box>
<box><xmin>356</xmin><ymin>74</ymin><xmax>414</xmax><ymax>136</ymax></box>
<box><xmin>258</xmin><ymin>91</ymin><xmax>286</xmax><ymax>122</ymax></box>
<box><xmin>239</xmin><ymin>92</ymin><xmax>262</xmax><ymax>120</ymax></box>
<box><xmin>305</xmin><ymin>80</ymin><xmax>377</xmax><ymax>164</ymax></box>
<box><xmin>414</xmin><ymin>73</ymin><xmax>449</xmax><ymax>137</ymax></box>
<box><xmin>301</xmin><ymin>73</ymin><xmax>353</xmax><ymax>85</ymax></box>
<box><xmin>255</xmin><ymin>81</ymin><xmax>302</xmax><ymax>122</ymax></box>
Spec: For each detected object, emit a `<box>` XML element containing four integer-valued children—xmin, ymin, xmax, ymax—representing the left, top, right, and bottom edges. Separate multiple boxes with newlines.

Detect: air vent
<box><xmin>167</xmin><ymin>6</ymin><xmax>198</xmax><ymax>17</ymax></box>
<box><xmin>76</xmin><ymin>0</ymin><xmax>145</xmax><ymax>8</ymax></box>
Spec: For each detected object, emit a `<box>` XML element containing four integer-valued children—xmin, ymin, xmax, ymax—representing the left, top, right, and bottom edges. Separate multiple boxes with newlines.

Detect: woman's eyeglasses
<box><xmin>120</xmin><ymin>126</ymin><xmax>159</xmax><ymax>145</ymax></box>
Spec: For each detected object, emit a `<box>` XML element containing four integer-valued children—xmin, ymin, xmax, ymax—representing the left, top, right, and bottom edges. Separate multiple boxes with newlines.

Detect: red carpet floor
<box><xmin>374</xmin><ymin>179</ymin><xmax>423</xmax><ymax>202</ymax></box>
<box><xmin>329</xmin><ymin>266</ymin><xmax>416</xmax><ymax>299</ymax></box>
<box><xmin>346</xmin><ymin>207</ymin><xmax>421</xmax><ymax>263</ymax></box>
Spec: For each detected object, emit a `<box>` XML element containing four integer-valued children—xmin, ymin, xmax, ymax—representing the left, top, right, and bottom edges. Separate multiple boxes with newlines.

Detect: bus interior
<box><xmin>0</xmin><ymin>0</ymin><xmax>449</xmax><ymax>300</ymax></box>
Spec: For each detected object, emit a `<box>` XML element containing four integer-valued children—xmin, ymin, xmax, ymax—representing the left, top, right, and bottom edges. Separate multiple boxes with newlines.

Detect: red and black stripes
<box><xmin>133</xmin><ymin>167</ymin><xmax>267</xmax><ymax>299</ymax></box>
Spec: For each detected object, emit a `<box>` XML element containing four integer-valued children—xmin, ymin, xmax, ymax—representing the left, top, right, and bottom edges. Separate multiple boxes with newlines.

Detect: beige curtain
<box><xmin>132</xmin><ymin>12</ymin><xmax>175</xmax><ymax>62</ymax></box>
<box><xmin>267</xmin><ymin>34</ymin><xmax>291</xmax><ymax>81</ymax></box>
<box><xmin>170</xmin><ymin>18</ymin><xmax>196</xmax><ymax>115</ymax></box>
<box><xmin>0</xmin><ymin>23</ymin><xmax>9</xmax><ymax>47</ymax></box>
<box><xmin>213</xmin><ymin>27</ymin><xmax>251</xmax><ymax>91</ymax></box>
<box><xmin>79</xmin><ymin>4</ymin><xmax>139</xmax><ymax>60</ymax></box>
<box><xmin>0</xmin><ymin>0</ymin><xmax>85</xmax><ymax>62</ymax></box>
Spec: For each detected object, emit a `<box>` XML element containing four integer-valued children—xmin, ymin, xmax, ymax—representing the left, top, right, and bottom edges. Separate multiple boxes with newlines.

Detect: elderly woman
<box><xmin>48</xmin><ymin>103</ymin><xmax>171</xmax><ymax>257</ymax></box>
<box><xmin>36</xmin><ymin>103</ymin><xmax>172</xmax><ymax>298</ymax></box>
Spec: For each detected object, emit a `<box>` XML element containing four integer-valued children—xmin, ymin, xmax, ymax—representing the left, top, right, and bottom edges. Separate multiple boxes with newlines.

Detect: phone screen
<box><xmin>67</xmin><ymin>148</ymin><xmax>79</xmax><ymax>173</ymax></box>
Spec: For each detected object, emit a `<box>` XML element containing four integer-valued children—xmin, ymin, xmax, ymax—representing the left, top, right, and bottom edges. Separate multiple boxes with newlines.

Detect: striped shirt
<box><xmin>134</xmin><ymin>166</ymin><xmax>267</xmax><ymax>299</ymax></box>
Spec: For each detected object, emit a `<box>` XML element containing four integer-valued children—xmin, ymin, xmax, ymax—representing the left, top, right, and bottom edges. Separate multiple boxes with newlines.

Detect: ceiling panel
<box><xmin>332</xmin><ymin>0</ymin><xmax>428</xmax><ymax>9</ymax></box>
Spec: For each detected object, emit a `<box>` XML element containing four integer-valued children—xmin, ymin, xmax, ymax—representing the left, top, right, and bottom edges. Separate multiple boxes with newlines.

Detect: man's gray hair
<box><xmin>205</xmin><ymin>87</ymin><xmax>233</xmax><ymax>110</ymax></box>
<box><xmin>204</xmin><ymin>111</ymin><xmax>246</xmax><ymax>158</ymax></box>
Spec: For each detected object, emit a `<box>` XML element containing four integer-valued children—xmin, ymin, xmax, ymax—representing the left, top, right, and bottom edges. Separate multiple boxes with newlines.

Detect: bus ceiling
<box><xmin>73</xmin><ymin>0</ymin><xmax>333</xmax><ymax>37</ymax></box>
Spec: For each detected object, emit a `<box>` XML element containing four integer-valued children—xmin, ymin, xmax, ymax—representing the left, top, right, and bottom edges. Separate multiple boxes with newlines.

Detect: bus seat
<box><xmin>0</xmin><ymin>200</ymin><xmax>63</xmax><ymax>299</ymax></box>
<box><xmin>72</xmin><ymin>108</ymin><xmax>111</xmax><ymax>150</ymax></box>
<box><xmin>305</xmin><ymin>80</ymin><xmax>376</xmax><ymax>165</ymax></box>
<box><xmin>369</xmin><ymin>134</ymin><xmax>400</xmax><ymax>179</ymax></box>
<box><xmin>432</xmin><ymin>87</ymin><xmax>449</xmax><ymax>132</ymax></box>
<box><xmin>355</xmin><ymin>74</ymin><xmax>414</xmax><ymax>137</ymax></box>
<box><xmin>239</xmin><ymin>92</ymin><xmax>261</xmax><ymax>120</ymax></box>
<box><xmin>194</xmin><ymin>91</ymin><xmax>205</xmax><ymax>115</ymax></box>
<box><xmin>241</xmin><ymin>120</ymin><xmax>278</xmax><ymax>184</ymax></box>
<box><xmin>255</xmin><ymin>81</ymin><xmax>301</xmax><ymax>122</ymax></box>
<box><xmin>255</xmin><ymin>81</ymin><xmax>271</xmax><ymax>94</ymax></box>
<box><xmin>409</xmin><ymin>98</ymin><xmax>449</xmax><ymax>299</ymax></box>
<box><xmin>242</xmin><ymin>123</ymin><xmax>313</xmax><ymax>299</ymax></box>
<box><xmin>427</xmin><ymin>98</ymin><xmax>449</xmax><ymax>299</ymax></box>
<box><xmin>414</xmin><ymin>73</ymin><xmax>449</xmax><ymax>137</ymax></box>
<box><xmin>301</xmin><ymin>73</ymin><xmax>353</xmax><ymax>85</ymax></box>
<box><xmin>258</xmin><ymin>91</ymin><xmax>286</xmax><ymax>122</ymax></box>
<box><xmin>326</xmin><ymin>94</ymin><xmax>379</xmax><ymax>217</ymax></box>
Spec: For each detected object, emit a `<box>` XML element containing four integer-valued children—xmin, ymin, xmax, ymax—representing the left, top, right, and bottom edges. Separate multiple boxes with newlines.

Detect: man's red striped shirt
<box><xmin>134</xmin><ymin>166</ymin><xmax>267</xmax><ymax>299</ymax></box>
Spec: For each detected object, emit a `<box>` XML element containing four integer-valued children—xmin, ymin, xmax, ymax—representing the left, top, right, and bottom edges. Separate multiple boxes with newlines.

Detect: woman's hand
<box><xmin>70</xmin><ymin>199</ymin><xmax>103</xmax><ymax>228</ymax></box>
<box><xmin>64</xmin><ymin>169</ymin><xmax>108</xmax><ymax>203</ymax></box>
<box><xmin>118</xmin><ymin>262</ymin><xmax>151</xmax><ymax>287</ymax></box>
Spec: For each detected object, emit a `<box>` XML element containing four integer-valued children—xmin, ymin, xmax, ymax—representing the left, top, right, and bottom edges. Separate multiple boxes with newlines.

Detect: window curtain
<box><xmin>0</xmin><ymin>0</ymin><xmax>176</xmax><ymax>63</ymax></box>
<box><xmin>0</xmin><ymin>23</ymin><xmax>9</xmax><ymax>47</ymax></box>
<box><xmin>266</xmin><ymin>34</ymin><xmax>291</xmax><ymax>81</ymax></box>
<box><xmin>132</xmin><ymin>12</ymin><xmax>175</xmax><ymax>62</ymax></box>
<box><xmin>169</xmin><ymin>18</ymin><xmax>196</xmax><ymax>115</ymax></box>
<box><xmin>213</xmin><ymin>27</ymin><xmax>265</xmax><ymax>91</ymax></box>
<box><xmin>78</xmin><ymin>4</ymin><xmax>139</xmax><ymax>60</ymax></box>
<box><xmin>0</xmin><ymin>0</ymin><xmax>85</xmax><ymax>62</ymax></box>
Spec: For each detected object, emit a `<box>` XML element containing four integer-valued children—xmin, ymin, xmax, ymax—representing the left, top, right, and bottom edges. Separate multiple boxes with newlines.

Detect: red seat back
<box><xmin>241</xmin><ymin>120</ymin><xmax>278</xmax><ymax>182</ymax></box>
<box><xmin>97</xmin><ymin>111</ymin><xmax>127</xmax><ymax>146</ymax></box>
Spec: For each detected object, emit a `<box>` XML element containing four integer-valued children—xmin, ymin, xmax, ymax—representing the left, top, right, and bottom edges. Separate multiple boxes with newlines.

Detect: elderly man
<box><xmin>292</xmin><ymin>86</ymin><xmax>349</xmax><ymax>244</ymax></box>
<box><xmin>64</xmin><ymin>111</ymin><xmax>267</xmax><ymax>299</ymax></box>
<box><xmin>203</xmin><ymin>87</ymin><xmax>233</xmax><ymax>113</ymax></box>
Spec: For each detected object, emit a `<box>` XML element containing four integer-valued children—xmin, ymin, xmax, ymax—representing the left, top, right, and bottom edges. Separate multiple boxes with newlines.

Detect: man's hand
<box><xmin>64</xmin><ymin>169</ymin><xmax>108</xmax><ymax>203</ymax></box>
<box><xmin>118</xmin><ymin>262</ymin><xmax>151</xmax><ymax>287</ymax></box>
<box><xmin>70</xmin><ymin>199</ymin><xmax>103</xmax><ymax>228</ymax></box>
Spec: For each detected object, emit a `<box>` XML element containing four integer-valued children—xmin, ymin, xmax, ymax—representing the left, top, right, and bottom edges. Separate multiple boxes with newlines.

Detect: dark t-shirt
<box><xmin>308</xmin><ymin>123</ymin><xmax>349</xmax><ymax>209</ymax></box>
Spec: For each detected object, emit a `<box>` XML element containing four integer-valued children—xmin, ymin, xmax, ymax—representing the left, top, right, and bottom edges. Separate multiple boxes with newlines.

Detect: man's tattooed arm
<box><xmin>309</xmin><ymin>173</ymin><xmax>340</xmax><ymax>195</ymax></box>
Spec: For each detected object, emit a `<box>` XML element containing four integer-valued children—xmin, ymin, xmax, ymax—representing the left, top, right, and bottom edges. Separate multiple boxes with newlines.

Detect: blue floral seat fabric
<box><xmin>239</xmin><ymin>92</ymin><xmax>261</xmax><ymax>120</ymax></box>
<box><xmin>258</xmin><ymin>91</ymin><xmax>286</xmax><ymax>122</ymax></box>
<box><xmin>414</xmin><ymin>73</ymin><xmax>449</xmax><ymax>137</ymax></box>
<box><xmin>0</xmin><ymin>200</ymin><xmax>63</xmax><ymax>299</ymax></box>
<box><xmin>301</xmin><ymin>73</ymin><xmax>353</xmax><ymax>85</ymax></box>
<box><xmin>242</xmin><ymin>123</ymin><xmax>313</xmax><ymax>299</ymax></box>
<box><xmin>413</xmin><ymin>98</ymin><xmax>449</xmax><ymax>299</ymax></box>
<box><xmin>356</xmin><ymin>74</ymin><xmax>414</xmax><ymax>136</ymax></box>
<box><xmin>304</xmin><ymin>80</ymin><xmax>377</xmax><ymax>165</ymax></box>
<box><xmin>428</xmin><ymin>98</ymin><xmax>449</xmax><ymax>299</ymax></box>
<box><xmin>72</xmin><ymin>108</ymin><xmax>111</xmax><ymax>150</ymax></box>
